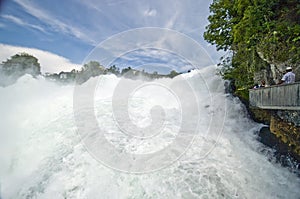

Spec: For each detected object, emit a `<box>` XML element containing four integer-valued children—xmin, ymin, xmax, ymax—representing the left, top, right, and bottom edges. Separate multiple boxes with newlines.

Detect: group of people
<box><xmin>253</xmin><ymin>66</ymin><xmax>296</xmax><ymax>89</ymax></box>
<box><xmin>253</xmin><ymin>80</ymin><xmax>266</xmax><ymax>89</ymax></box>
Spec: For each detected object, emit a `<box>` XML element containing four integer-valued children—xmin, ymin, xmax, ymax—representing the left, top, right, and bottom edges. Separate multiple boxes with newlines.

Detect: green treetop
<box><xmin>204</xmin><ymin>0</ymin><xmax>300</xmax><ymax>89</ymax></box>
<box><xmin>1</xmin><ymin>52</ymin><xmax>41</xmax><ymax>77</ymax></box>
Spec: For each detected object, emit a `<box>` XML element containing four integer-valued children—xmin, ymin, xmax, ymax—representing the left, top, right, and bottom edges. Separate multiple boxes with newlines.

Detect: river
<box><xmin>0</xmin><ymin>65</ymin><xmax>299</xmax><ymax>199</ymax></box>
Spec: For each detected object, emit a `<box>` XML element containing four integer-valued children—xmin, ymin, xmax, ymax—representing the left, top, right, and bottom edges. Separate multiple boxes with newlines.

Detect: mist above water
<box><xmin>0</xmin><ymin>66</ymin><xmax>299</xmax><ymax>199</ymax></box>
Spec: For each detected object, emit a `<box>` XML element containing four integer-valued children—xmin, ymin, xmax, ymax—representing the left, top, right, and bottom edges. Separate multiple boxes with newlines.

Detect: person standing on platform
<box><xmin>278</xmin><ymin>66</ymin><xmax>295</xmax><ymax>84</ymax></box>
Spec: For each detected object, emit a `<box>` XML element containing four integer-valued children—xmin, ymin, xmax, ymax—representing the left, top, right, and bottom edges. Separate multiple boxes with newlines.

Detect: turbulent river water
<box><xmin>0</xmin><ymin>66</ymin><xmax>299</xmax><ymax>199</ymax></box>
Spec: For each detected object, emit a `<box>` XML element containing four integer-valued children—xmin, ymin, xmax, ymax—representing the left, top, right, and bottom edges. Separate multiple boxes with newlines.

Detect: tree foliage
<box><xmin>0</xmin><ymin>53</ymin><xmax>41</xmax><ymax>86</ymax></box>
<box><xmin>1</xmin><ymin>52</ymin><xmax>41</xmax><ymax>77</ymax></box>
<box><xmin>204</xmin><ymin>0</ymin><xmax>300</xmax><ymax>88</ymax></box>
<box><xmin>107</xmin><ymin>65</ymin><xmax>120</xmax><ymax>75</ymax></box>
<box><xmin>0</xmin><ymin>54</ymin><xmax>183</xmax><ymax>86</ymax></box>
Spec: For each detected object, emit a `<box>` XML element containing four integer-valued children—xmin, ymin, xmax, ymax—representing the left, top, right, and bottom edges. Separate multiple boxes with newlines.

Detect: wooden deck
<box><xmin>249</xmin><ymin>82</ymin><xmax>300</xmax><ymax>110</ymax></box>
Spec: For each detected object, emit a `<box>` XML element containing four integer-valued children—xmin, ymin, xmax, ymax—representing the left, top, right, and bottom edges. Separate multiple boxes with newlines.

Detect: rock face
<box><xmin>277</xmin><ymin>110</ymin><xmax>300</xmax><ymax>126</ymax></box>
<box><xmin>253</xmin><ymin>64</ymin><xmax>300</xmax><ymax>86</ymax></box>
<box><xmin>255</xmin><ymin>50</ymin><xmax>300</xmax><ymax>85</ymax></box>
<box><xmin>270</xmin><ymin>113</ymin><xmax>300</xmax><ymax>161</ymax></box>
<box><xmin>250</xmin><ymin>108</ymin><xmax>300</xmax><ymax>161</ymax></box>
<box><xmin>0</xmin><ymin>53</ymin><xmax>41</xmax><ymax>86</ymax></box>
<box><xmin>270</xmin><ymin>65</ymin><xmax>300</xmax><ymax>84</ymax></box>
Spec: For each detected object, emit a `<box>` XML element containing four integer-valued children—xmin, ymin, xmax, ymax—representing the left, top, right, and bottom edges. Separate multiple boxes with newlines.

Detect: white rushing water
<box><xmin>0</xmin><ymin>65</ymin><xmax>299</xmax><ymax>199</ymax></box>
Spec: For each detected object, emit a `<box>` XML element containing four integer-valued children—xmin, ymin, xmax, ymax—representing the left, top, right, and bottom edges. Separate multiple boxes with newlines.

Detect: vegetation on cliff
<box><xmin>204</xmin><ymin>0</ymin><xmax>300</xmax><ymax>93</ymax></box>
<box><xmin>204</xmin><ymin>0</ymin><xmax>300</xmax><ymax>166</ymax></box>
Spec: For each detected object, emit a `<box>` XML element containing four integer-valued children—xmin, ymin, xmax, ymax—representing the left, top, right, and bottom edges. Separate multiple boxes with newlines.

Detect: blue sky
<box><xmin>0</xmin><ymin>0</ymin><xmax>222</xmax><ymax>73</ymax></box>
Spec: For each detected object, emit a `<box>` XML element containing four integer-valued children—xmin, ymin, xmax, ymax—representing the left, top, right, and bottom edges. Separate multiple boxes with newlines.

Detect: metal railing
<box><xmin>249</xmin><ymin>82</ymin><xmax>300</xmax><ymax>110</ymax></box>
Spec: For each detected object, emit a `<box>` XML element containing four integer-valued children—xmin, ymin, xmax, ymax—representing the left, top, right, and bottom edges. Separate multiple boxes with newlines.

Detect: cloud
<box><xmin>2</xmin><ymin>0</ymin><xmax>221</xmax><ymax>66</ymax></box>
<box><xmin>144</xmin><ymin>8</ymin><xmax>157</xmax><ymax>17</ymax></box>
<box><xmin>12</xmin><ymin>0</ymin><xmax>96</xmax><ymax>45</ymax></box>
<box><xmin>2</xmin><ymin>14</ymin><xmax>46</xmax><ymax>33</ymax></box>
<box><xmin>82</xmin><ymin>28</ymin><xmax>214</xmax><ymax>75</ymax></box>
<box><xmin>0</xmin><ymin>44</ymin><xmax>81</xmax><ymax>73</ymax></box>
<box><xmin>74</xmin><ymin>0</ymin><xmax>211</xmax><ymax>38</ymax></box>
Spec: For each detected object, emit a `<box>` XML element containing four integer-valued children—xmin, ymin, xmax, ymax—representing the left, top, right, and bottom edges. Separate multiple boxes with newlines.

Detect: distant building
<box><xmin>59</xmin><ymin>72</ymin><xmax>68</xmax><ymax>79</ymax></box>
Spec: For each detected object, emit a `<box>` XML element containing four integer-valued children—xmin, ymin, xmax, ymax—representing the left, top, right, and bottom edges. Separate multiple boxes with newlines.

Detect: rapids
<box><xmin>0</xmin><ymin>66</ymin><xmax>299</xmax><ymax>199</ymax></box>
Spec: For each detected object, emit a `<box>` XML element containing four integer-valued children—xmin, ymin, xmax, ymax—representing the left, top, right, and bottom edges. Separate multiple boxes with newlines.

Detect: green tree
<box><xmin>107</xmin><ymin>65</ymin><xmax>120</xmax><ymax>75</ymax></box>
<box><xmin>1</xmin><ymin>52</ymin><xmax>41</xmax><ymax>77</ymax></box>
<box><xmin>75</xmin><ymin>61</ymin><xmax>106</xmax><ymax>84</ymax></box>
<box><xmin>121</xmin><ymin>66</ymin><xmax>132</xmax><ymax>75</ymax></box>
<box><xmin>82</xmin><ymin>61</ymin><xmax>105</xmax><ymax>76</ymax></box>
<box><xmin>204</xmin><ymin>0</ymin><xmax>300</xmax><ymax>89</ymax></box>
<box><xmin>0</xmin><ymin>53</ymin><xmax>41</xmax><ymax>86</ymax></box>
<box><xmin>168</xmin><ymin>70</ymin><xmax>179</xmax><ymax>78</ymax></box>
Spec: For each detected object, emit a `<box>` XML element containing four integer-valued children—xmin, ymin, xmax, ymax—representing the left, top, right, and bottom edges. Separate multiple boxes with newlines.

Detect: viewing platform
<box><xmin>249</xmin><ymin>82</ymin><xmax>300</xmax><ymax>110</ymax></box>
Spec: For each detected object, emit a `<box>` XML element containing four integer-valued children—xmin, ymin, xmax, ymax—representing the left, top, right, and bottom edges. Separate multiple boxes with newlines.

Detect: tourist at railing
<box><xmin>278</xmin><ymin>66</ymin><xmax>295</xmax><ymax>85</ymax></box>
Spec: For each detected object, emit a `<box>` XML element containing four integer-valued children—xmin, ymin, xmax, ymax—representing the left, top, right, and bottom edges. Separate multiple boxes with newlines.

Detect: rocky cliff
<box><xmin>250</xmin><ymin>107</ymin><xmax>300</xmax><ymax>162</ymax></box>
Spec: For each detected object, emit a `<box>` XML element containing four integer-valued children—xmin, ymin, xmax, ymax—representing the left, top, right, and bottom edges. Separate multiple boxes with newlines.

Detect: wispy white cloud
<box><xmin>75</xmin><ymin>0</ymin><xmax>203</xmax><ymax>34</ymax></box>
<box><xmin>74</xmin><ymin>0</ymin><xmax>132</xmax><ymax>31</ymax></box>
<box><xmin>106</xmin><ymin>0</ymin><xmax>128</xmax><ymax>6</ymax></box>
<box><xmin>82</xmin><ymin>27</ymin><xmax>214</xmax><ymax>74</ymax></box>
<box><xmin>2</xmin><ymin>0</ymin><xmax>220</xmax><ymax>66</ymax></box>
<box><xmin>2</xmin><ymin>14</ymin><xmax>46</xmax><ymax>33</ymax></box>
<box><xmin>0</xmin><ymin>43</ymin><xmax>81</xmax><ymax>73</ymax></box>
<box><xmin>13</xmin><ymin>0</ymin><xmax>213</xmax><ymax>46</ymax></box>
<box><xmin>12</xmin><ymin>0</ymin><xmax>97</xmax><ymax>45</ymax></box>
<box><xmin>113</xmin><ymin>48</ymin><xmax>193</xmax><ymax>73</ymax></box>
<box><xmin>144</xmin><ymin>8</ymin><xmax>157</xmax><ymax>17</ymax></box>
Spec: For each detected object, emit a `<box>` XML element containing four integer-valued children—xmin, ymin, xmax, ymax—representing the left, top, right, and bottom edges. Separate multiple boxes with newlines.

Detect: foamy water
<box><xmin>0</xmin><ymin>66</ymin><xmax>299</xmax><ymax>199</ymax></box>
